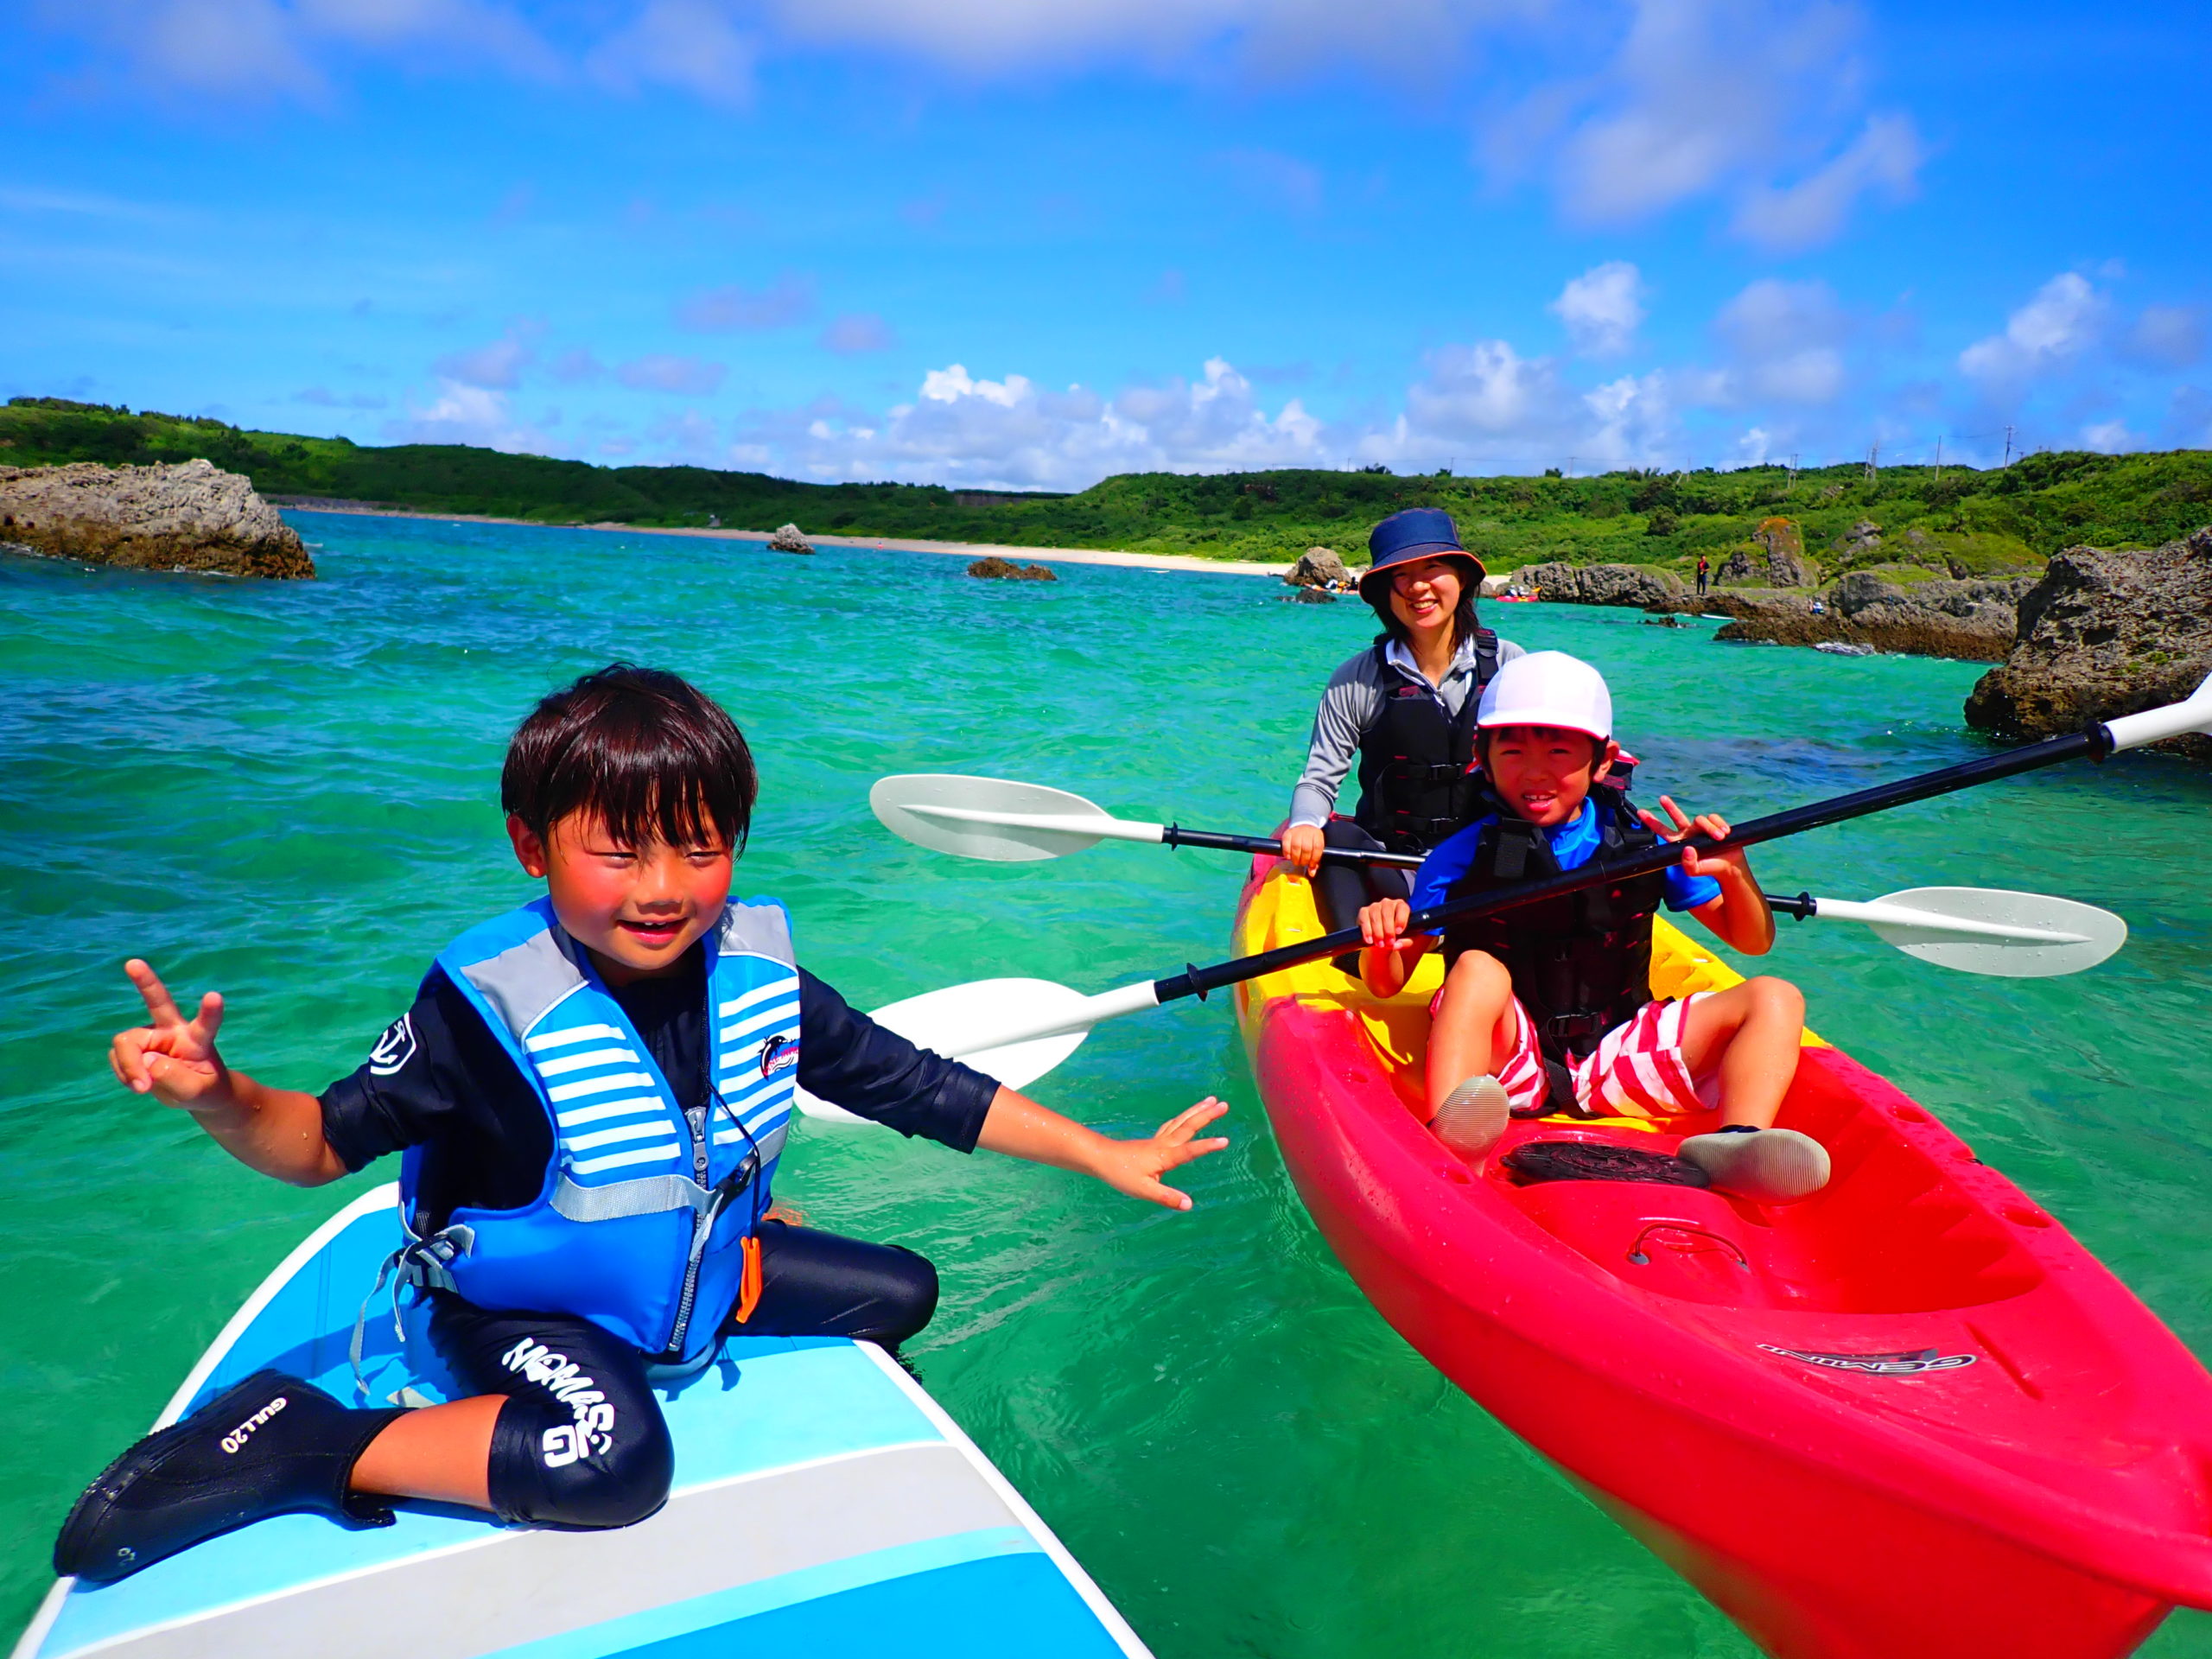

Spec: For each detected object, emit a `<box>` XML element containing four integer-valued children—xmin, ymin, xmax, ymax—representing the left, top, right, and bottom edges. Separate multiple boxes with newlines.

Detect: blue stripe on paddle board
<box><xmin>482</xmin><ymin>1540</ymin><xmax>1128</xmax><ymax>1659</ymax></box>
<box><xmin>38</xmin><ymin>1342</ymin><xmax>944</xmax><ymax>1656</ymax></box>
<box><xmin>479</xmin><ymin>1528</ymin><xmax>1040</xmax><ymax>1659</ymax></box>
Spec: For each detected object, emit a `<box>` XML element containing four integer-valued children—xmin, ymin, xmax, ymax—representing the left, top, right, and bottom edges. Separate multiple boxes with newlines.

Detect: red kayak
<box><xmin>1232</xmin><ymin>855</ymin><xmax>2212</xmax><ymax>1659</ymax></box>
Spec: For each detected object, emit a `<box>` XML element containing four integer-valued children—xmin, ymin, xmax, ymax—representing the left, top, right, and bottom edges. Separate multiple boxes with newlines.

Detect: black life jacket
<box><xmin>1439</xmin><ymin>781</ymin><xmax>1670</xmax><ymax>1074</ymax></box>
<box><xmin>1351</xmin><ymin>630</ymin><xmax>1503</xmax><ymax>854</ymax></box>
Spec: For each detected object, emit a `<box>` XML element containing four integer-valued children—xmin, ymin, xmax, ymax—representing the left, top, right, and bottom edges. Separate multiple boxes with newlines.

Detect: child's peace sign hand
<box><xmin>110</xmin><ymin>960</ymin><xmax>232</xmax><ymax>1109</ymax></box>
<box><xmin>1637</xmin><ymin>796</ymin><xmax>1749</xmax><ymax>882</ymax></box>
<box><xmin>1089</xmin><ymin>1097</ymin><xmax>1230</xmax><ymax>1211</ymax></box>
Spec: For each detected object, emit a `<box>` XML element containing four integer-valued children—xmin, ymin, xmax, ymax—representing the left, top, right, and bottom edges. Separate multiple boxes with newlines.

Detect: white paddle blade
<box><xmin>1859</xmin><ymin>887</ymin><xmax>2127</xmax><ymax>977</ymax></box>
<box><xmin>872</xmin><ymin>774</ymin><xmax>1116</xmax><ymax>862</ymax></box>
<box><xmin>2104</xmin><ymin>669</ymin><xmax>2212</xmax><ymax>753</ymax></box>
<box><xmin>794</xmin><ymin>977</ymin><xmax>1100</xmax><ymax>1123</ymax></box>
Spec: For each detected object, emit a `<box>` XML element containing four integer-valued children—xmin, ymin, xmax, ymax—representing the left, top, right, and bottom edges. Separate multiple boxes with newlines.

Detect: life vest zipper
<box><xmin>661</xmin><ymin>1103</ymin><xmax>716</xmax><ymax>1360</ymax></box>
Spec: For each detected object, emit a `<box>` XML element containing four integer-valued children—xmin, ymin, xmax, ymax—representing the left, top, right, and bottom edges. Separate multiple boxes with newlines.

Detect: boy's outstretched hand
<box><xmin>976</xmin><ymin>1089</ymin><xmax>1230</xmax><ymax>1212</ymax></box>
<box><xmin>110</xmin><ymin>960</ymin><xmax>232</xmax><ymax>1109</ymax></box>
<box><xmin>1085</xmin><ymin>1098</ymin><xmax>1230</xmax><ymax>1211</ymax></box>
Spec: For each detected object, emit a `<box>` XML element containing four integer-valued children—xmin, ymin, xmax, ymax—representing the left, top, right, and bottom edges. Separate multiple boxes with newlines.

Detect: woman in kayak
<box><xmin>1354</xmin><ymin>652</ymin><xmax>1827</xmax><ymax>1203</ymax></box>
<box><xmin>1281</xmin><ymin>508</ymin><xmax>1524</xmax><ymax>952</ymax></box>
<box><xmin>61</xmin><ymin>664</ymin><xmax>1229</xmax><ymax>1585</ymax></box>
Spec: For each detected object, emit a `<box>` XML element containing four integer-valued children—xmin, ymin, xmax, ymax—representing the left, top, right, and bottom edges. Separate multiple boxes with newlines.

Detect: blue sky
<box><xmin>4</xmin><ymin>0</ymin><xmax>2207</xmax><ymax>488</ymax></box>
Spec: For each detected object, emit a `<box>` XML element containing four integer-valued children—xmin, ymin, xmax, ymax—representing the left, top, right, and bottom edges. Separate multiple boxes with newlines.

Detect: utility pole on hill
<box><xmin>1934</xmin><ymin>438</ymin><xmax>1942</xmax><ymax>485</ymax></box>
<box><xmin>1865</xmin><ymin>441</ymin><xmax>1879</xmax><ymax>483</ymax></box>
<box><xmin>2003</xmin><ymin>426</ymin><xmax>2015</xmax><ymax>467</ymax></box>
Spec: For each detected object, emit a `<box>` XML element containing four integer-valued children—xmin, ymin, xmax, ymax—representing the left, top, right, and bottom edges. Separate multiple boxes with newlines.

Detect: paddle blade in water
<box><xmin>795</xmin><ymin>977</ymin><xmax>1096</xmax><ymax>1123</ymax></box>
<box><xmin>1860</xmin><ymin>887</ymin><xmax>2127</xmax><ymax>977</ymax></box>
<box><xmin>871</xmin><ymin>774</ymin><xmax>1114</xmax><ymax>861</ymax></box>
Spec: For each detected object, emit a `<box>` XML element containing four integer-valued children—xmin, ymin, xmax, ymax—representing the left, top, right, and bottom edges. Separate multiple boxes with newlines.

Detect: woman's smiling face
<box><xmin>1386</xmin><ymin>556</ymin><xmax>1463</xmax><ymax>635</ymax></box>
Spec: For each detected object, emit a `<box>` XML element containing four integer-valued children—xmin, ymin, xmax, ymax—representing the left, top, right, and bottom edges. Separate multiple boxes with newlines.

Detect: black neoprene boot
<box><xmin>54</xmin><ymin>1370</ymin><xmax>407</xmax><ymax>1584</ymax></box>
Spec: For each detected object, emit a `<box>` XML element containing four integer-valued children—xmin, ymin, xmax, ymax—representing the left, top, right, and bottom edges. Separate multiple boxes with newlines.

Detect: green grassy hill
<box><xmin>8</xmin><ymin>396</ymin><xmax>2210</xmax><ymax>578</ymax></box>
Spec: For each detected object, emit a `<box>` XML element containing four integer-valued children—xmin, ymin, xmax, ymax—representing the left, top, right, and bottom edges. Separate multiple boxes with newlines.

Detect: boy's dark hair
<box><xmin>1364</xmin><ymin>556</ymin><xmax>1484</xmax><ymax>652</ymax></box>
<box><xmin>502</xmin><ymin>664</ymin><xmax>756</xmax><ymax>852</ymax></box>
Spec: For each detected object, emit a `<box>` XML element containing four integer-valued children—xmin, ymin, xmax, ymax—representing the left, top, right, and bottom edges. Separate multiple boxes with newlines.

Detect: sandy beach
<box><xmin>276</xmin><ymin>499</ymin><xmax>1294</xmax><ymax>578</ymax></box>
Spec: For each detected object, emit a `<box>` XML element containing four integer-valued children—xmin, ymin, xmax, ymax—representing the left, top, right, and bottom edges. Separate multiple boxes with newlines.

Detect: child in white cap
<box><xmin>1354</xmin><ymin>651</ymin><xmax>1828</xmax><ymax>1202</ymax></box>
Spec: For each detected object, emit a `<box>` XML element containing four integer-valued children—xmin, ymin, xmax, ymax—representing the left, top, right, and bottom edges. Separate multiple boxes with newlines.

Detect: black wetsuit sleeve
<box><xmin>796</xmin><ymin>968</ymin><xmax>999</xmax><ymax>1153</ymax></box>
<box><xmin>318</xmin><ymin>968</ymin><xmax>546</xmax><ymax>1197</ymax></box>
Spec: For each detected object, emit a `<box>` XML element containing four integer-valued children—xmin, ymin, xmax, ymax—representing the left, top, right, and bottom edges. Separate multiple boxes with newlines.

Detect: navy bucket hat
<box><xmin>1358</xmin><ymin>507</ymin><xmax>1488</xmax><ymax>595</ymax></box>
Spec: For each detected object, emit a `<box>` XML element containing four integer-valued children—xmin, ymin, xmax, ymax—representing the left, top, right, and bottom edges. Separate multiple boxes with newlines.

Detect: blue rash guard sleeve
<box><xmin>794</xmin><ymin>969</ymin><xmax>1000</xmax><ymax>1152</ymax></box>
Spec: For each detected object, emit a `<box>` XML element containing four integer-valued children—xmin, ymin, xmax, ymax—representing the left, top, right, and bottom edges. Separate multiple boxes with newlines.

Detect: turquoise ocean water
<box><xmin>3</xmin><ymin>512</ymin><xmax>2210</xmax><ymax>1656</ymax></box>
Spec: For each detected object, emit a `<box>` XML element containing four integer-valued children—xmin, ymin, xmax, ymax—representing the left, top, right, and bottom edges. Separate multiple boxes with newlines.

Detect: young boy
<box><xmin>61</xmin><ymin>664</ymin><xmax>1229</xmax><ymax>1583</ymax></box>
<box><xmin>1354</xmin><ymin>651</ymin><xmax>1827</xmax><ymax>1203</ymax></box>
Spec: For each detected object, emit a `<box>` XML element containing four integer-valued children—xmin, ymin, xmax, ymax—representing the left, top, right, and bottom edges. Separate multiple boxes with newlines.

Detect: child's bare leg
<box><xmin>349</xmin><ymin>1395</ymin><xmax>503</xmax><ymax>1508</ymax></box>
<box><xmin>1425</xmin><ymin>950</ymin><xmax>1519</xmax><ymax>1120</ymax></box>
<box><xmin>1677</xmin><ymin>977</ymin><xmax>1805</xmax><ymax>1127</ymax></box>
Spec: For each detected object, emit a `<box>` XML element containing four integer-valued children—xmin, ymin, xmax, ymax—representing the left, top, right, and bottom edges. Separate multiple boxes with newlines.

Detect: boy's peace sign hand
<box><xmin>1637</xmin><ymin>796</ymin><xmax>1749</xmax><ymax>882</ymax></box>
<box><xmin>110</xmin><ymin>960</ymin><xmax>232</xmax><ymax>1109</ymax></box>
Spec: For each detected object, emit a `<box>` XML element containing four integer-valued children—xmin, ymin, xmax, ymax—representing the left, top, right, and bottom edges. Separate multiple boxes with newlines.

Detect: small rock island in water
<box><xmin>0</xmin><ymin>458</ymin><xmax>314</xmax><ymax>579</ymax></box>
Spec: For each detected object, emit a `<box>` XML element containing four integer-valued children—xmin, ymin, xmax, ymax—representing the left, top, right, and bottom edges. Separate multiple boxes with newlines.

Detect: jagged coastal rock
<box><xmin>1719</xmin><ymin>518</ymin><xmax>1815</xmax><ymax>588</ymax></box>
<box><xmin>966</xmin><ymin>556</ymin><xmax>1058</xmax><ymax>582</ymax></box>
<box><xmin>0</xmin><ymin>459</ymin><xmax>313</xmax><ymax>579</ymax></box>
<box><xmin>1289</xmin><ymin>585</ymin><xmax>1337</xmax><ymax>604</ymax></box>
<box><xmin>1710</xmin><ymin>573</ymin><xmax>2036</xmax><ymax>661</ymax></box>
<box><xmin>1513</xmin><ymin>561</ymin><xmax>1685</xmax><ymax>608</ymax></box>
<box><xmin>1478</xmin><ymin>574</ymin><xmax>1513</xmax><ymax>599</ymax></box>
<box><xmin>766</xmin><ymin>523</ymin><xmax>814</xmax><ymax>554</ymax></box>
<box><xmin>1965</xmin><ymin>528</ymin><xmax>2212</xmax><ymax>762</ymax></box>
<box><xmin>1286</xmin><ymin>546</ymin><xmax>1349</xmax><ymax>588</ymax></box>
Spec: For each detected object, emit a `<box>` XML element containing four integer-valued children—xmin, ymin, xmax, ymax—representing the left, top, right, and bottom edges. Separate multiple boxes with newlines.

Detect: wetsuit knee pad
<box><xmin>486</xmin><ymin>1392</ymin><xmax>672</xmax><ymax>1530</ymax></box>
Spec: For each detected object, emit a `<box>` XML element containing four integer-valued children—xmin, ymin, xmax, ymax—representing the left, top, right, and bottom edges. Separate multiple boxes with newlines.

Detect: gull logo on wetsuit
<box><xmin>758</xmin><ymin>1033</ymin><xmax>799</xmax><ymax>1080</ymax></box>
<box><xmin>502</xmin><ymin>1337</ymin><xmax>618</xmax><ymax>1466</ymax></box>
<box><xmin>368</xmin><ymin>1014</ymin><xmax>417</xmax><ymax>1077</ymax></box>
<box><xmin>219</xmin><ymin>1395</ymin><xmax>288</xmax><ymax>1454</ymax></box>
<box><xmin>1758</xmin><ymin>1344</ymin><xmax>1976</xmax><ymax>1376</ymax></box>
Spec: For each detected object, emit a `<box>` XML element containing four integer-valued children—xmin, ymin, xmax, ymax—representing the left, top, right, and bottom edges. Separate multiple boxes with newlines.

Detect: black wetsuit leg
<box><xmin>427</xmin><ymin>1295</ymin><xmax>673</xmax><ymax>1530</ymax></box>
<box><xmin>725</xmin><ymin>1220</ymin><xmax>939</xmax><ymax>1351</ymax></box>
<box><xmin>1313</xmin><ymin>817</ymin><xmax>1413</xmax><ymax>975</ymax></box>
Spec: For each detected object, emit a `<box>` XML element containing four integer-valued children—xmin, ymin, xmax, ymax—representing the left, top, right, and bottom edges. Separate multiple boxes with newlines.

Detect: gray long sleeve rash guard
<box><xmin>1287</xmin><ymin>632</ymin><xmax>1526</xmax><ymax>830</ymax></box>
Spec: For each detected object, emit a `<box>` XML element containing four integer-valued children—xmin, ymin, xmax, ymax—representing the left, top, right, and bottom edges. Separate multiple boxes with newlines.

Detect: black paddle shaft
<box><xmin>1161</xmin><ymin>824</ymin><xmax>1425</xmax><ymax>870</ymax></box>
<box><xmin>1148</xmin><ymin>722</ymin><xmax>2111</xmax><ymax>1005</ymax></box>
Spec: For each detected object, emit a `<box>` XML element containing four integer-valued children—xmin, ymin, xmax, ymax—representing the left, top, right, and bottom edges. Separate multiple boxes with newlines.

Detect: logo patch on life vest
<box><xmin>1758</xmin><ymin>1344</ymin><xmax>1976</xmax><ymax>1376</ymax></box>
<box><xmin>758</xmin><ymin>1033</ymin><xmax>799</xmax><ymax>1079</ymax></box>
<box><xmin>368</xmin><ymin>1014</ymin><xmax>417</xmax><ymax>1077</ymax></box>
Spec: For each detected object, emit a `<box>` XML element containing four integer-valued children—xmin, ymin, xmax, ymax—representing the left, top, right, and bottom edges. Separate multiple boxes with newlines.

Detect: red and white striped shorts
<box><xmin>1465</xmin><ymin>992</ymin><xmax>1713</xmax><ymax>1119</ymax></box>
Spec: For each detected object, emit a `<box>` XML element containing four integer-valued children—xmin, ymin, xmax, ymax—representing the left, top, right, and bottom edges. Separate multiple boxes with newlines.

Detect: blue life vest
<box><xmin>396</xmin><ymin>895</ymin><xmax>803</xmax><ymax>1363</ymax></box>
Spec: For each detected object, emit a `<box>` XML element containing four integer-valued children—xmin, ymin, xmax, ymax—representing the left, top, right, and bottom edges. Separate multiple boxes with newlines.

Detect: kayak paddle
<box><xmin>791</xmin><ymin>884</ymin><xmax>2125</xmax><ymax>1122</ymax></box>
<box><xmin>870</xmin><ymin>773</ymin><xmax>1423</xmax><ymax>868</ymax></box>
<box><xmin>1765</xmin><ymin>887</ymin><xmax>2125</xmax><ymax>977</ymax></box>
<box><xmin>800</xmin><ymin>670</ymin><xmax>2212</xmax><ymax>1119</ymax></box>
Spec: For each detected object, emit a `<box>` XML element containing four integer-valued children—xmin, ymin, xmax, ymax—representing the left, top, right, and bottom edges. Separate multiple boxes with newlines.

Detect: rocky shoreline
<box><xmin>1</xmin><ymin>459</ymin><xmax>313</xmax><ymax>578</ymax></box>
<box><xmin>1703</xmin><ymin>573</ymin><xmax>2038</xmax><ymax>662</ymax></box>
<box><xmin>1966</xmin><ymin>528</ymin><xmax>2212</xmax><ymax>761</ymax></box>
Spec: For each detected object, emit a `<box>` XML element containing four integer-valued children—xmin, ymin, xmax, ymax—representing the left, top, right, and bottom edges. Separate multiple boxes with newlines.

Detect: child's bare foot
<box><xmin>1678</xmin><ymin>1127</ymin><xmax>1829</xmax><ymax>1203</ymax></box>
<box><xmin>1432</xmin><ymin>1076</ymin><xmax>1510</xmax><ymax>1158</ymax></box>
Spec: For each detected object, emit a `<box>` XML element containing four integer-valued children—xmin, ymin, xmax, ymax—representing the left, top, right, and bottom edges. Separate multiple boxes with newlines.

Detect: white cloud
<box><xmin>1706</xmin><ymin>278</ymin><xmax>1849</xmax><ymax>405</ymax></box>
<box><xmin>819</xmin><ymin>312</ymin><xmax>896</xmax><ymax>353</ymax></box>
<box><xmin>586</xmin><ymin>0</ymin><xmax>754</xmax><ymax>102</ymax></box>
<box><xmin>1550</xmin><ymin>261</ymin><xmax>1645</xmax><ymax>357</ymax></box>
<box><xmin>2081</xmin><ymin>418</ymin><xmax>2134</xmax><ymax>453</ymax></box>
<box><xmin>675</xmin><ymin>273</ymin><xmax>817</xmax><ymax>332</ymax></box>
<box><xmin>1960</xmin><ymin>273</ymin><xmax>2106</xmax><ymax>386</ymax></box>
<box><xmin>1732</xmin><ymin>111</ymin><xmax>1923</xmax><ymax>251</ymax></box>
<box><xmin>616</xmin><ymin>353</ymin><xmax>728</xmax><ymax>394</ymax></box>
<box><xmin>385</xmin><ymin>379</ymin><xmax>556</xmax><ymax>451</ymax></box>
<box><xmin>434</xmin><ymin>330</ymin><xmax>537</xmax><ymax>390</ymax></box>
<box><xmin>2124</xmin><ymin>305</ymin><xmax>2205</xmax><ymax>371</ymax></box>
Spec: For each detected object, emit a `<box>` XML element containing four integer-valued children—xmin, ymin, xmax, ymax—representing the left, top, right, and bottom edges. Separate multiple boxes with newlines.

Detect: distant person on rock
<box><xmin>1352</xmin><ymin>652</ymin><xmax>1826</xmax><ymax>1205</ymax></box>
<box><xmin>1695</xmin><ymin>555</ymin><xmax>1710</xmax><ymax>595</ymax></box>
<box><xmin>1280</xmin><ymin>509</ymin><xmax>1525</xmax><ymax>963</ymax></box>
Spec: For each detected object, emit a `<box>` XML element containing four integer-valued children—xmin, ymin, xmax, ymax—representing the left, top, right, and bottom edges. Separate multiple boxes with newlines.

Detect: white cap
<box><xmin>1476</xmin><ymin>651</ymin><xmax>1612</xmax><ymax>741</ymax></box>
